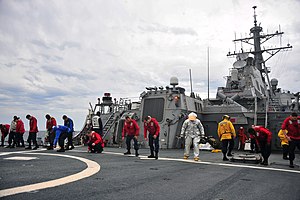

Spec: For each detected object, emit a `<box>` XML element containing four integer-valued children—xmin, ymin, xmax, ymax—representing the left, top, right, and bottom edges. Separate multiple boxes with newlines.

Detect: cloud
<box><xmin>31</xmin><ymin>40</ymin><xmax>51</xmax><ymax>49</ymax></box>
<box><xmin>0</xmin><ymin>0</ymin><xmax>299</xmax><ymax>130</ymax></box>
<box><xmin>138</xmin><ymin>23</ymin><xmax>198</xmax><ymax>36</ymax></box>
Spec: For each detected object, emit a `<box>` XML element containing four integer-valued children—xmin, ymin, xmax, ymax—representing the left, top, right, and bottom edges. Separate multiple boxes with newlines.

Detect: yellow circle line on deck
<box><xmin>0</xmin><ymin>152</ymin><xmax>101</xmax><ymax>198</ymax></box>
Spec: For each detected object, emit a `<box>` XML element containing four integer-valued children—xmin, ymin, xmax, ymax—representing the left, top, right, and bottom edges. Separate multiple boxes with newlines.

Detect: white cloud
<box><xmin>0</xmin><ymin>0</ymin><xmax>299</xmax><ymax>130</ymax></box>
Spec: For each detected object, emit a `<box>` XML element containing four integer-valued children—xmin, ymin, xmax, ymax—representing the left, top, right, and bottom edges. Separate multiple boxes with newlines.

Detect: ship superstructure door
<box><xmin>142</xmin><ymin>98</ymin><xmax>165</xmax><ymax>122</ymax></box>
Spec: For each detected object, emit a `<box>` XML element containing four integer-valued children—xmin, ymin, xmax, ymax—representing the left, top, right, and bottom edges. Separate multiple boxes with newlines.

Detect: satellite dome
<box><xmin>271</xmin><ymin>78</ymin><xmax>278</xmax><ymax>86</ymax></box>
<box><xmin>170</xmin><ymin>77</ymin><xmax>179</xmax><ymax>86</ymax></box>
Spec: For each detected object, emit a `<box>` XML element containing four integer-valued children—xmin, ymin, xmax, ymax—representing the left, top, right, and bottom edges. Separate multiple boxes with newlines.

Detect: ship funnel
<box><xmin>170</xmin><ymin>77</ymin><xmax>179</xmax><ymax>88</ymax></box>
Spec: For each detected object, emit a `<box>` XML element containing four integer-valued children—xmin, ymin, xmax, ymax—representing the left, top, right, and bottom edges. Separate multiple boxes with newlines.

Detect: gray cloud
<box><xmin>4</xmin><ymin>62</ymin><xmax>16</xmax><ymax>68</ymax></box>
<box><xmin>139</xmin><ymin>23</ymin><xmax>198</xmax><ymax>36</ymax></box>
<box><xmin>55</xmin><ymin>41</ymin><xmax>81</xmax><ymax>51</ymax></box>
<box><xmin>31</xmin><ymin>40</ymin><xmax>51</xmax><ymax>49</ymax></box>
<box><xmin>0</xmin><ymin>0</ymin><xmax>299</xmax><ymax>130</ymax></box>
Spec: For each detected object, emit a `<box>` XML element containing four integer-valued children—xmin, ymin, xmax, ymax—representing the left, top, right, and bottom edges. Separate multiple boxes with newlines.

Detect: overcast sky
<box><xmin>0</xmin><ymin>0</ymin><xmax>299</xmax><ymax>131</ymax></box>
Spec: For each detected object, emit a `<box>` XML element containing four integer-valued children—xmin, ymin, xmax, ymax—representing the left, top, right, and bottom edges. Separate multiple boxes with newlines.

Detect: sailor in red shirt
<box><xmin>26</xmin><ymin>114</ymin><xmax>39</xmax><ymax>150</ymax></box>
<box><xmin>144</xmin><ymin>116</ymin><xmax>160</xmax><ymax>159</ymax></box>
<box><xmin>0</xmin><ymin>124</ymin><xmax>10</xmax><ymax>146</ymax></box>
<box><xmin>45</xmin><ymin>114</ymin><xmax>57</xmax><ymax>150</ymax></box>
<box><xmin>281</xmin><ymin>112</ymin><xmax>300</xmax><ymax>168</ymax></box>
<box><xmin>248</xmin><ymin>125</ymin><xmax>272</xmax><ymax>165</ymax></box>
<box><xmin>238</xmin><ymin>127</ymin><xmax>248</xmax><ymax>151</ymax></box>
<box><xmin>122</xmin><ymin>116</ymin><xmax>140</xmax><ymax>156</ymax></box>
<box><xmin>87</xmin><ymin>131</ymin><xmax>104</xmax><ymax>153</ymax></box>
<box><xmin>15</xmin><ymin>116</ymin><xmax>25</xmax><ymax>147</ymax></box>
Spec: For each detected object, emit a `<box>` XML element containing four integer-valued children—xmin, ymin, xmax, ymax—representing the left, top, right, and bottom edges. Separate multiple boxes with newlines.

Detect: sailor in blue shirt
<box><xmin>62</xmin><ymin>115</ymin><xmax>75</xmax><ymax>150</ymax></box>
<box><xmin>52</xmin><ymin>125</ymin><xmax>70</xmax><ymax>152</ymax></box>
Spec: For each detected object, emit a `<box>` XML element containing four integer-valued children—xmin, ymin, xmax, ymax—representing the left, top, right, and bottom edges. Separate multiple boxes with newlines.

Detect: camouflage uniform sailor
<box><xmin>180</xmin><ymin>112</ymin><xmax>205</xmax><ymax>161</ymax></box>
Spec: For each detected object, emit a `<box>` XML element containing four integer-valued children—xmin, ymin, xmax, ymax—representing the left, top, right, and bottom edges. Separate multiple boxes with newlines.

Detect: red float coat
<box><xmin>16</xmin><ymin>120</ymin><xmax>25</xmax><ymax>134</ymax></box>
<box><xmin>29</xmin><ymin>116</ymin><xmax>39</xmax><ymax>133</ymax></box>
<box><xmin>122</xmin><ymin>119</ymin><xmax>139</xmax><ymax>137</ymax></box>
<box><xmin>88</xmin><ymin>131</ymin><xmax>104</xmax><ymax>150</ymax></box>
<box><xmin>1</xmin><ymin>124</ymin><xmax>10</xmax><ymax>138</ymax></box>
<box><xmin>46</xmin><ymin>117</ymin><xmax>57</xmax><ymax>131</ymax></box>
<box><xmin>253</xmin><ymin>126</ymin><xmax>272</xmax><ymax>144</ymax></box>
<box><xmin>238</xmin><ymin>129</ymin><xmax>248</xmax><ymax>143</ymax></box>
<box><xmin>281</xmin><ymin>116</ymin><xmax>300</xmax><ymax>140</ymax></box>
<box><xmin>144</xmin><ymin>118</ymin><xmax>160</xmax><ymax>138</ymax></box>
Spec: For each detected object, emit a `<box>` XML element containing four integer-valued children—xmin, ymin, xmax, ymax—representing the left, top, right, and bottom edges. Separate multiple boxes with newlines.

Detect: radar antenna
<box><xmin>227</xmin><ymin>6</ymin><xmax>293</xmax><ymax>97</ymax></box>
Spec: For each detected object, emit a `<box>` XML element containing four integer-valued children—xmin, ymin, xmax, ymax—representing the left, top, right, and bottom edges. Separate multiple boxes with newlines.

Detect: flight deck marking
<box><xmin>102</xmin><ymin>151</ymin><xmax>300</xmax><ymax>174</ymax></box>
<box><xmin>0</xmin><ymin>152</ymin><xmax>101</xmax><ymax>198</ymax></box>
<box><xmin>0</xmin><ymin>149</ymin><xmax>46</xmax><ymax>156</ymax></box>
<box><xmin>4</xmin><ymin>156</ymin><xmax>38</xmax><ymax>161</ymax></box>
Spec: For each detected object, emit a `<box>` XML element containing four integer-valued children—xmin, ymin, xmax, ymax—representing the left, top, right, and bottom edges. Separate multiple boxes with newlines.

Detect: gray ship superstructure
<box><xmin>201</xmin><ymin>6</ymin><xmax>298</xmax><ymax>150</ymax></box>
<box><xmin>77</xmin><ymin>6</ymin><xmax>299</xmax><ymax>150</ymax></box>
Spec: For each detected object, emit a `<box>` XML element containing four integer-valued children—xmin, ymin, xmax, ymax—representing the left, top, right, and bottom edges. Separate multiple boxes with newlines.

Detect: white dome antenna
<box><xmin>170</xmin><ymin>77</ymin><xmax>179</xmax><ymax>89</ymax></box>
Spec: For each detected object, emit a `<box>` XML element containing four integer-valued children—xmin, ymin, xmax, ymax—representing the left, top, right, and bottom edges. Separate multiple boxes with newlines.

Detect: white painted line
<box><xmin>0</xmin><ymin>149</ymin><xmax>46</xmax><ymax>156</ymax></box>
<box><xmin>4</xmin><ymin>156</ymin><xmax>38</xmax><ymax>161</ymax></box>
<box><xmin>103</xmin><ymin>151</ymin><xmax>300</xmax><ymax>174</ymax></box>
<box><xmin>0</xmin><ymin>152</ymin><xmax>101</xmax><ymax>198</ymax></box>
<box><xmin>153</xmin><ymin>157</ymin><xmax>300</xmax><ymax>174</ymax></box>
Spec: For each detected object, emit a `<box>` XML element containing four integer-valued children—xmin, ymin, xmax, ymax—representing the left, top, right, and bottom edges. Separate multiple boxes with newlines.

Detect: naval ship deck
<box><xmin>0</xmin><ymin>146</ymin><xmax>299</xmax><ymax>200</ymax></box>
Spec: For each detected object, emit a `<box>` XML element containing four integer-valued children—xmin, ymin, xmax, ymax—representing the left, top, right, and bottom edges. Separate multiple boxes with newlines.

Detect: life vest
<box><xmin>92</xmin><ymin>115</ymin><xmax>100</xmax><ymax>129</ymax></box>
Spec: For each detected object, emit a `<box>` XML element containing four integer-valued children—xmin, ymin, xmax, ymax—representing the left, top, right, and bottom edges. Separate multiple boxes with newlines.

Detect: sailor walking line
<box><xmin>0</xmin><ymin>152</ymin><xmax>101</xmax><ymax>198</ymax></box>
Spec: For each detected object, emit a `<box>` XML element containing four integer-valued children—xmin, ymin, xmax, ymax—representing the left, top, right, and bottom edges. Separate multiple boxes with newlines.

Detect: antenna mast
<box><xmin>189</xmin><ymin>68</ymin><xmax>195</xmax><ymax>98</ymax></box>
<box><xmin>207</xmin><ymin>47</ymin><xmax>210</xmax><ymax>100</ymax></box>
<box><xmin>227</xmin><ymin>6</ymin><xmax>292</xmax><ymax>96</ymax></box>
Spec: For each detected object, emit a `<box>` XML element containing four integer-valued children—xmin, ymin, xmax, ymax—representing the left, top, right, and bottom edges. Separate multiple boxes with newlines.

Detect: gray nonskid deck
<box><xmin>0</xmin><ymin>146</ymin><xmax>299</xmax><ymax>200</ymax></box>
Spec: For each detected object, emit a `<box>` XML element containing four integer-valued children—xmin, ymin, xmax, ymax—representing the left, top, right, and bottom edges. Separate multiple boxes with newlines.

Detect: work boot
<box><xmin>283</xmin><ymin>156</ymin><xmax>289</xmax><ymax>160</ymax></box>
<box><xmin>32</xmin><ymin>146</ymin><xmax>38</xmax><ymax>150</ymax></box>
<box><xmin>47</xmin><ymin>146</ymin><xmax>54</xmax><ymax>150</ymax></box>
<box><xmin>289</xmin><ymin>161</ymin><xmax>294</xmax><ymax>168</ymax></box>
<box><xmin>25</xmin><ymin>146</ymin><xmax>32</xmax><ymax>150</ymax></box>
<box><xmin>223</xmin><ymin>156</ymin><xmax>229</xmax><ymax>161</ymax></box>
<box><xmin>260</xmin><ymin>161</ymin><xmax>268</xmax><ymax>166</ymax></box>
<box><xmin>155</xmin><ymin>152</ymin><xmax>158</xmax><ymax>160</ymax></box>
<box><xmin>227</xmin><ymin>152</ymin><xmax>233</xmax><ymax>156</ymax></box>
<box><xmin>148</xmin><ymin>150</ymin><xmax>155</xmax><ymax>158</ymax></box>
<box><xmin>183</xmin><ymin>155</ymin><xmax>189</xmax><ymax>159</ymax></box>
<box><xmin>194</xmin><ymin>157</ymin><xmax>199</xmax><ymax>161</ymax></box>
<box><xmin>124</xmin><ymin>150</ymin><xmax>131</xmax><ymax>155</ymax></box>
<box><xmin>5</xmin><ymin>145</ymin><xmax>11</xmax><ymax>148</ymax></box>
<box><xmin>70</xmin><ymin>145</ymin><xmax>75</xmax><ymax>150</ymax></box>
<box><xmin>135</xmin><ymin>150</ymin><xmax>139</xmax><ymax>157</ymax></box>
<box><xmin>57</xmin><ymin>148</ymin><xmax>65</xmax><ymax>152</ymax></box>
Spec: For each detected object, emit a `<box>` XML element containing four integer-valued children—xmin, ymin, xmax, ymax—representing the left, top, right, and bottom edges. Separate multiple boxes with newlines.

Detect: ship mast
<box><xmin>227</xmin><ymin>6</ymin><xmax>292</xmax><ymax>97</ymax></box>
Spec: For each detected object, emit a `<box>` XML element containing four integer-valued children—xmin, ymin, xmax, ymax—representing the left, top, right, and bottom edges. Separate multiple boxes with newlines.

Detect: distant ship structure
<box><xmin>75</xmin><ymin>6</ymin><xmax>299</xmax><ymax>150</ymax></box>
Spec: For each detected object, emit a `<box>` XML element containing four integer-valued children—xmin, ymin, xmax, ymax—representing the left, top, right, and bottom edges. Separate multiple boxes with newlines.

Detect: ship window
<box><xmin>195</xmin><ymin>102</ymin><xmax>202</xmax><ymax>112</ymax></box>
<box><xmin>142</xmin><ymin>98</ymin><xmax>164</xmax><ymax>122</ymax></box>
